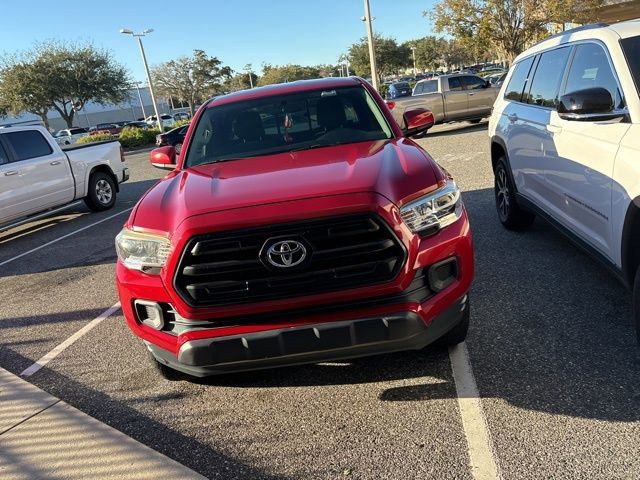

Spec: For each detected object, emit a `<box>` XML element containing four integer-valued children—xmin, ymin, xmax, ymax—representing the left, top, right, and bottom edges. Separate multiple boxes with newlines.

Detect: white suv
<box><xmin>488</xmin><ymin>20</ymin><xmax>640</xmax><ymax>342</ymax></box>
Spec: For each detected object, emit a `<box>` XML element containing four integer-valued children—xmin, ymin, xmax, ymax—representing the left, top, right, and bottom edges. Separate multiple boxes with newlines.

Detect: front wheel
<box><xmin>494</xmin><ymin>157</ymin><xmax>535</xmax><ymax>231</ymax></box>
<box><xmin>634</xmin><ymin>267</ymin><xmax>640</xmax><ymax>345</ymax></box>
<box><xmin>84</xmin><ymin>172</ymin><xmax>116</xmax><ymax>212</ymax></box>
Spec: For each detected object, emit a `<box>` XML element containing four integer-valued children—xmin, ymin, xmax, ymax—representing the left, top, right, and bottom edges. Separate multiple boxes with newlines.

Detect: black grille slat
<box><xmin>174</xmin><ymin>214</ymin><xmax>407</xmax><ymax>307</ymax></box>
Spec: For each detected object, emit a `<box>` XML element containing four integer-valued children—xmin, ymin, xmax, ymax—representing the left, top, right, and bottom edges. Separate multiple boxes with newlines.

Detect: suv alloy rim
<box><xmin>96</xmin><ymin>179</ymin><xmax>113</xmax><ymax>205</ymax></box>
<box><xmin>496</xmin><ymin>168</ymin><xmax>510</xmax><ymax>219</ymax></box>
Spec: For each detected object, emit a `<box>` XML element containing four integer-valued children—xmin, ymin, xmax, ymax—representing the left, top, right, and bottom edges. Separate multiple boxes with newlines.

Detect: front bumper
<box><xmin>147</xmin><ymin>295</ymin><xmax>468</xmax><ymax>377</ymax></box>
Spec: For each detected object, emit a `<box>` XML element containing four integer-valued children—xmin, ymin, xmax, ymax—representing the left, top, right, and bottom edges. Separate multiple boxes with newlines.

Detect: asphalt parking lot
<box><xmin>2</xmin><ymin>121</ymin><xmax>640</xmax><ymax>479</ymax></box>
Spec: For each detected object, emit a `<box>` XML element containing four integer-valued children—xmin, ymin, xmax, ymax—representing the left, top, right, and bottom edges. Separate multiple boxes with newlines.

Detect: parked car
<box><xmin>92</xmin><ymin>123</ymin><xmax>122</xmax><ymax>136</ymax></box>
<box><xmin>489</xmin><ymin>21</ymin><xmax>640</xmax><ymax>341</ymax></box>
<box><xmin>53</xmin><ymin>127</ymin><xmax>88</xmax><ymax>146</ymax></box>
<box><xmin>116</xmin><ymin>77</ymin><xmax>473</xmax><ymax>379</ymax></box>
<box><xmin>486</xmin><ymin>72</ymin><xmax>507</xmax><ymax>87</ymax></box>
<box><xmin>173</xmin><ymin>112</ymin><xmax>190</xmax><ymax>122</ymax></box>
<box><xmin>387</xmin><ymin>82</ymin><xmax>412</xmax><ymax>99</ymax></box>
<box><xmin>0</xmin><ymin>125</ymin><xmax>128</xmax><ymax>229</ymax></box>
<box><xmin>155</xmin><ymin>124</ymin><xmax>189</xmax><ymax>153</ymax></box>
<box><xmin>145</xmin><ymin>114</ymin><xmax>176</xmax><ymax>129</ymax></box>
<box><xmin>388</xmin><ymin>74</ymin><xmax>499</xmax><ymax>126</ymax></box>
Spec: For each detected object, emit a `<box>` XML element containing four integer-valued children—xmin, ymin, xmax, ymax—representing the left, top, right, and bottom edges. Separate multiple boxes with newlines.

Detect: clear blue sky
<box><xmin>0</xmin><ymin>1</ymin><xmax>437</xmax><ymax>81</ymax></box>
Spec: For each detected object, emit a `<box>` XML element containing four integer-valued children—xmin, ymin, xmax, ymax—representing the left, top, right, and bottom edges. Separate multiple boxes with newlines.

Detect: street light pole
<box><xmin>120</xmin><ymin>28</ymin><xmax>163</xmax><ymax>131</ymax></box>
<box><xmin>135</xmin><ymin>82</ymin><xmax>146</xmax><ymax>118</ymax></box>
<box><xmin>362</xmin><ymin>0</ymin><xmax>379</xmax><ymax>91</ymax></box>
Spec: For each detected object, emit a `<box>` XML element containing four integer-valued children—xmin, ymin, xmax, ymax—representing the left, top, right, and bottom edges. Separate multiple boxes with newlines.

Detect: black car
<box><xmin>387</xmin><ymin>82</ymin><xmax>412</xmax><ymax>99</ymax></box>
<box><xmin>156</xmin><ymin>124</ymin><xmax>189</xmax><ymax>153</ymax></box>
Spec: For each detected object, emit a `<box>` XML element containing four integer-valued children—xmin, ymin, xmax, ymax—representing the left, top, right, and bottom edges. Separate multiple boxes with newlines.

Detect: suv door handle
<box><xmin>468</xmin><ymin>92</ymin><xmax>475</xmax><ymax>96</ymax></box>
<box><xmin>546</xmin><ymin>124</ymin><xmax>562</xmax><ymax>134</ymax></box>
<box><xmin>50</xmin><ymin>161</ymin><xmax>61</xmax><ymax>165</ymax></box>
<box><xmin>507</xmin><ymin>113</ymin><xmax>518</xmax><ymax>123</ymax></box>
<box><xmin>4</xmin><ymin>170</ymin><xmax>18</xmax><ymax>176</ymax></box>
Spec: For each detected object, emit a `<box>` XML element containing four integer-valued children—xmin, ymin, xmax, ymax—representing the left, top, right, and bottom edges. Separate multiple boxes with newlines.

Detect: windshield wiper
<box><xmin>289</xmin><ymin>143</ymin><xmax>341</xmax><ymax>153</ymax></box>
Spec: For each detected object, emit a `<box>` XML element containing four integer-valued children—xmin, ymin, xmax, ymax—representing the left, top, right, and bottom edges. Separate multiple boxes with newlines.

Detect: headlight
<box><xmin>400</xmin><ymin>180</ymin><xmax>463</xmax><ymax>235</ymax></box>
<box><xmin>115</xmin><ymin>229</ymin><xmax>171</xmax><ymax>273</ymax></box>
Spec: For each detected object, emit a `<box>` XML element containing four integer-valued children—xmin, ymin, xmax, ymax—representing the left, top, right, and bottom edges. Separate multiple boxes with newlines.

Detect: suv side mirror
<box><xmin>558</xmin><ymin>87</ymin><xmax>627</xmax><ymax>121</ymax></box>
<box><xmin>150</xmin><ymin>146</ymin><xmax>177</xmax><ymax>170</ymax></box>
<box><xmin>402</xmin><ymin>108</ymin><xmax>435</xmax><ymax>137</ymax></box>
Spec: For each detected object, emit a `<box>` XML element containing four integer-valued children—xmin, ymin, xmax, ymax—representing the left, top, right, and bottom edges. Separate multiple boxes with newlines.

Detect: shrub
<box><xmin>379</xmin><ymin>83</ymin><xmax>390</xmax><ymax>99</ymax></box>
<box><xmin>173</xmin><ymin>119</ymin><xmax>190</xmax><ymax>128</ymax></box>
<box><xmin>118</xmin><ymin>127</ymin><xmax>160</xmax><ymax>149</ymax></box>
<box><xmin>76</xmin><ymin>133</ymin><xmax>115</xmax><ymax>144</ymax></box>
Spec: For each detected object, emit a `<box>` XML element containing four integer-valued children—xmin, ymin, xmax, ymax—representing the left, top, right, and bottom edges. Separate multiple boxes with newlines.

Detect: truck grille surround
<box><xmin>173</xmin><ymin>214</ymin><xmax>407</xmax><ymax>307</ymax></box>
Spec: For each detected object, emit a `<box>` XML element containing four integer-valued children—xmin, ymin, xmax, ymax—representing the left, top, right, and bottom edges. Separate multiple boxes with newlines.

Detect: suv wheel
<box><xmin>634</xmin><ymin>267</ymin><xmax>640</xmax><ymax>344</ymax></box>
<box><xmin>84</xmin><ymin>172</ymin><xmax>117</xmax><ymax>212</ymax></box>
<box><xmin>494</xmin><ymin>157</ymin><xmax>535</xmax><ymax>230</ymax></box>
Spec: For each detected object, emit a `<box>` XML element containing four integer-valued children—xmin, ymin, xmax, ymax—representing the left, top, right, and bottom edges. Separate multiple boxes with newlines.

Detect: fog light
<box><xmin>134</xmin><ymin>300</ymin><xmax>164</xmax><ymax>330</ymax></box>
<box><xmin>428</xmin><ymin>257</ymin><xmax>459</xmax><ymax>292</ymax></box>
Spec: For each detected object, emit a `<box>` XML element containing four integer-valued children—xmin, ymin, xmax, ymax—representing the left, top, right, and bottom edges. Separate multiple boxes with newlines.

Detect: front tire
<box><xmin>84</xmin><ymin>172</ymin><xmax>116</xmax><ymax>212</ymax></box>
<box><xmin>634</xmin><ymin>267</ymin><xmax>640</xmax><ymax>345</ymax></box>
<box><xmin>494</xmin><ymin>157</ymin><xmax>535</xmax><ymax>231</ymax></box>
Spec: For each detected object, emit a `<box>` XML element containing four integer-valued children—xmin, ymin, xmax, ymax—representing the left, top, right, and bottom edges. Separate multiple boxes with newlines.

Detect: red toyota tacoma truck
<box><xmin>115</xmin><ymin>77</ymin><xmax>474</xmax><ymax>378</ymax></box>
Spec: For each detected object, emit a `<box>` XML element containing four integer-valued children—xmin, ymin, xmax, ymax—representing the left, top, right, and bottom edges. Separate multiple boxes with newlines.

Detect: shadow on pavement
<box><xmin>426</xmin><ymin>122</ymin><xmax>488</xmax><ymax>138</ymax></box>
<box><xmin>1</xmin><ymin>348</ymin><xmax>288</xmax><ymax>480</ymax></box>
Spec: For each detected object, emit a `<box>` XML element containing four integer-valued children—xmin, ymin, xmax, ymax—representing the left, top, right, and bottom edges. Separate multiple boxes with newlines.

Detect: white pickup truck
<box><xmin>0</xmin><ymin>125</ymin><xmax>129</xmax><ymax>230</ymax></box>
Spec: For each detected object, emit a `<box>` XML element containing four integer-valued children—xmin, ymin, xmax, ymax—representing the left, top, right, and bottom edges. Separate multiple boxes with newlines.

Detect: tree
<box><xmin>152</xmin><ymin>50</ymin><xmax>232</xmax><ymax>116</ymax></box>
<box><xmin>0</xmin><ymin>42</ymin><xmax>130</xmax><ymax>128</ymax></box>
<box><xmin>428</xmin><ymin>0</ymin><xmax>603</xmax><ymax>63</ymax></box>
<box><xmin>225</xmin><ymin>71</ymin><xmax>259</xmax><ymax>92</ymax></box>
<box><xmin>402</xmin><ymin>36</ymin><xmax>446</xmax><ymax>71</ymax></box>
<box><xmin>257</xmin><ymin>64</ymin><xmax>321</xmax><ymax>86</ymax></box>
<box><xmin>348</xmin><ymin>35</ymin><xmax>410</xmax><ymax>83</ymax></box>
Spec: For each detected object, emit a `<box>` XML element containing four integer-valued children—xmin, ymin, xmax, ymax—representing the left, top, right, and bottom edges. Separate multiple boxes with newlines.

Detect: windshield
<box><xmin>184</xmin><ymin>85</ymin><xmax>393</xmax><ymax>168</ymax></box>
<box><xmin>621</xmin><ymin>35</ymin><xmax>640</xmax><ymax>98</ymax></box>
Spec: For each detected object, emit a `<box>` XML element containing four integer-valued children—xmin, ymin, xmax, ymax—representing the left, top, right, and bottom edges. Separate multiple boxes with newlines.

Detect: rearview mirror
<box><xmin>150</xmin><ymin>146</ymin><xmax>177</xmax><ymax>170</ymax></box>
<box><xmin>402</xmin><ymin>108</ymin><xmax>435</xmax><ymax>137</ymax></box>
<box><xmin>557</xmin><ymin>87</ymin><xmax>627</xmax><ymax>121</ymax></box>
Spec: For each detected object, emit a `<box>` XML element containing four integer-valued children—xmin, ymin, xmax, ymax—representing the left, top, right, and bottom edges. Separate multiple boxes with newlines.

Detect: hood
<box><xmin>133</xmin><ymin>138</ymin><xmax>442</xmax><ymax>232</ymax></box>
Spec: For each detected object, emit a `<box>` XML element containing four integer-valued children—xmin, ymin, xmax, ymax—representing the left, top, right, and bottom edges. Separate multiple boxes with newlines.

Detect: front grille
<box><xmin>173</xmin><ymin>214</ymin><xmax>407</xmax><ymax>307</ymax></box>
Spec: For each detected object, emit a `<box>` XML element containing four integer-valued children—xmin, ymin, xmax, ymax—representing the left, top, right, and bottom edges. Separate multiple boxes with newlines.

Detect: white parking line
<box><xmin>0</xmin><ymin>207</ymin><xmax>133</xmax><ymax>268</ymax></box>
<box><xmin>20</xmin><ymin>303</ymin><xmax>121</xmax><ymax>377</ymax></box>
<box><xmin>449</xmin><ymin>342</ymin><xmax>501</xmax><ymax>480</ymax></box>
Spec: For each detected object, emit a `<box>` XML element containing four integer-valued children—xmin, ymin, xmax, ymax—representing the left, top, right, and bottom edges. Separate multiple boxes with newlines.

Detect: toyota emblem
<box><xmin>266</xmin><ymin>240</ymin><xmax>307</xmax><ymax>268</ymax></box>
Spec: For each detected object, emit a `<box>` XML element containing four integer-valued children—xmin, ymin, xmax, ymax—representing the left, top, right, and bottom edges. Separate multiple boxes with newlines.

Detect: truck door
<box><xmin>461</xmin><ymin>75</ymin><xmax>494</xmax><ymax>117</ymax></box>
<box><xmin>443</xmin><ymin>77</ymin><xmax>468</xmax><ymax>120</ymax></box>
<box><xmin>0</xmin><ymin>139</ymin><xmax>27</xmax><ymax>225</ymax></box>
<box><xmin>2</xmin><ymin>130</ymin><xmax>75</xmax><ymax>217</ymax></box>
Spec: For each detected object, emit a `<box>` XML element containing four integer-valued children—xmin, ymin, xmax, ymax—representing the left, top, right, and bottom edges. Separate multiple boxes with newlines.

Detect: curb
<box><xmin>0</xmin><ymin>367</ymin><xmax>205</xmax><ymax>480</ymax></box>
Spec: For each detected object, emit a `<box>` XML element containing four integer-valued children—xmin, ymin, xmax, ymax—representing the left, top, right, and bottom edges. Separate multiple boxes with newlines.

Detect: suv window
<box><xmin>563</xmin><ymin>43</ymin><xmax>624</xmax><ymax>109</ymax></box>
<box><xmin>526</xmin><ymin>47</ymin><xmax>571</xmax><ymax>107</ymax></box>
<box><xmin>504</xmin><ymin>56</ymin><xmax>535</xmax><ymax>101</ymax></box>
<box><xmin>70</xmin><ymin>128</ymin><xmax>85</xmax><ymax>135</ymax></box>
<box><xmin>448</xmin><ymin>77</ymin><xmax>463</xmax><ymax>91</ymax></box>
<box><xmin>621</xmin><ymin>35</ymin><xmax>640</xmax><ymax>98</ymax></box>
<box><xmin>5</xmin><ymin>131</ymin><xmax>53</xmax><ymax>161</ymax></box>
<box><xmin>413</xmin><ymin>83</ymin><xmax>424</xmax><ymax>94</ymax></box>
<box><xmin>461</xmin><ymin>76</ymin><xmax>486</xmax><ymax>90</ymax></box>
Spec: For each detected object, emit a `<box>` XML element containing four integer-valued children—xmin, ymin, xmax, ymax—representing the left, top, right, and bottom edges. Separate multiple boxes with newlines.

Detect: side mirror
<box><xmin>557</xmin><ymin>87</ymin><xmax>625</xmax><ymax>121</ymax></box>
<box><xmin>150</xmin><ymin>146</ymin><xmax>177</xmax><ymax>170</ymax></box>
<box><xmin>402</xmin><ymin>108</ymin><xmax>435</xmax><ymax>137</ymax></box>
